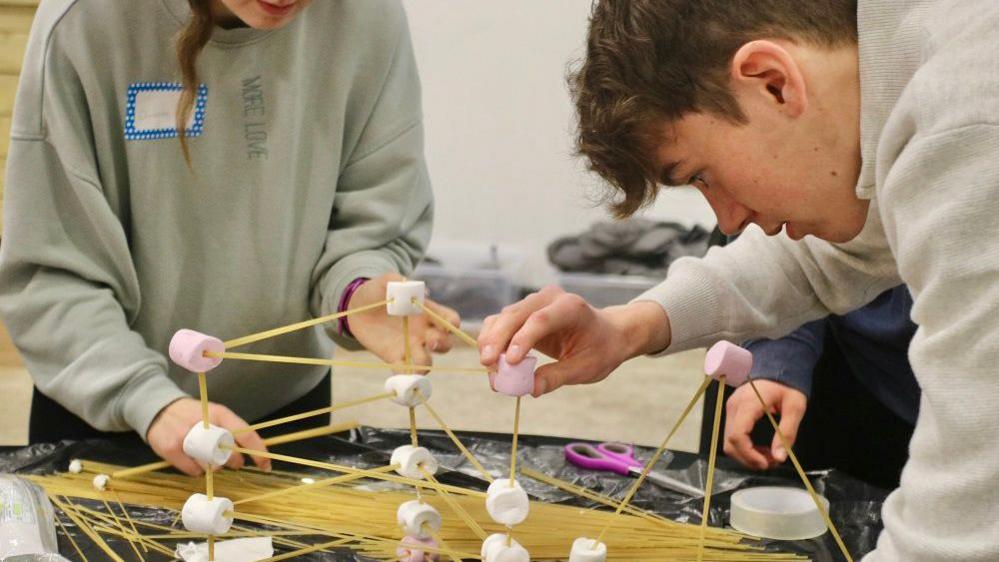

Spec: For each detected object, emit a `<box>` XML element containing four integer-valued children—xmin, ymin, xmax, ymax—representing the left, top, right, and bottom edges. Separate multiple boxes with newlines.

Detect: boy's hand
<box><xmin>147</xmin><ymin>398</ymin><xmax>271</xmax><ymax>476</ymax></box>
<box><xmin>346</xmin><ymin>273</ymin><xmax>461</xmax><ymax>367</ymax></box>
<box><xmin>724</xmin><ymin>379</ymin><xmax>807</xmax><ymax>470</ymax></box>
<box><xmin>476</xmin><ymin>286</ymin><xmax>671</xmax><ymax>396</ymax></box>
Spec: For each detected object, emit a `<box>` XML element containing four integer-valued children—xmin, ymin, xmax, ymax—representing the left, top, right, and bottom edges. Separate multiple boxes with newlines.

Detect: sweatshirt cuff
<box><xmin>631</xmin><ymin>258</ymin><xmax>723</xmax><ymax>355</ymax></box>
<box><xmin>118</xmin><ymin>368</ymin><xmax>189</xmax><ymax>441</ymax></box>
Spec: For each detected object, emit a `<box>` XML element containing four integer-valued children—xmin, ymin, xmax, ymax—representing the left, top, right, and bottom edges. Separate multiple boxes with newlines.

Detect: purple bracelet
<box><xmin>337</xmin><ymin>277</ymin><xmax>370</xmax><ymax>338</ymax></box>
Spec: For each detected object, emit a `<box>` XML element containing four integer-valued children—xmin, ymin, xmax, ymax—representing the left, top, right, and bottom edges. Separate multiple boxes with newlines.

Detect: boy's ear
<box><xmin>730</xmin><ymin>40</ymin><xmax>807</xmax><ymax>118</ymax></box>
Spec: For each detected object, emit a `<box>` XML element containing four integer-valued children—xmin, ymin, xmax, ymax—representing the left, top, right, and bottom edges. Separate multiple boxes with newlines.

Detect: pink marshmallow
<box><xmin>396</xmin><ymin>535</ymin><xmax>439</xmax><ymax>561</ymax></box>
<box><xmin>704</xmin><ymin>341</ymin><xmax>753</xmax><ymax>387</ymax></box>
<box><xmin>169</xmin><ymin>329</ymin><xmax>225</xmax><ymax>373</ymax></box>
<box><xmin>489</xmin><ymin>353</ymin><xmax>538</xmax><ymax>397</ymax></box>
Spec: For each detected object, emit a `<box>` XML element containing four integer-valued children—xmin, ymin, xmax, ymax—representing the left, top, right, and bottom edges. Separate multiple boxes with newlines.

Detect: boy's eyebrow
<box><xmin>659</xmin><ymin>160</ymin><xmax>685</xmax><ymax>187</ymax></box>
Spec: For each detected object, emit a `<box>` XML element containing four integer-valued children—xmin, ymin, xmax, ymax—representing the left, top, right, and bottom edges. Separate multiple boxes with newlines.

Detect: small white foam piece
<box><xmin>481</xmin><ymin>533</ymin><xmax>530</xmax><ymax>562</ymax></box>
<box><xmin>569</xmin><ymin>537</ymin><xmax>607</xmax><ymax>562</ymax></box>
<box><xmin>397</xmin><ymin>500</ymin><xmax>442</xmax><ymax>538</ymax></box>
<box><xmin>182</xmin><ymin>423</ymin><xmax>235</xmax><ymax>466</ymax></box>
<box><xmin>175</xmin><ymin>537</ymin><xmax>274</xmax><ymax>562</ymax></box>
<box><xmin>384</xmin><ymin>374</ymin><xmax>432</xmax><ymax>407</ymax></box>
<box><xmin>181</xmin><ymin>493</ymin><xmax>235</xmax><ymax>535</ymax></box>
<box><xmin>391</xmin><ymin>445</ymin><xmax>439</xmax><ymax>480</ymax></box>
<box><xmin>485</xmin><ymin>478</ymin><xmax>530</xmax><ymax>526</ymax></box>
<box><xmin>92</xmin><ymin>474</ymin><xmax>109</xmax><ymax>491</ymax></box>
<box><xmin>68</xmin><ymin>459</ymin><xmax>83</xmax><ymax>474</ymax></box>
<box><xmin>387</xmin><ymin>281</ymin><xmax>426</xmax><ymax>316</ymax></box>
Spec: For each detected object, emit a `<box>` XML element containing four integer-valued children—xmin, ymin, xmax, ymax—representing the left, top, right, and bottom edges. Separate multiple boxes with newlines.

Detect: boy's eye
<box><xmin>689</xmin><ymin>173</ymin><xmax>707</xmax><ymax>187</ymax></box>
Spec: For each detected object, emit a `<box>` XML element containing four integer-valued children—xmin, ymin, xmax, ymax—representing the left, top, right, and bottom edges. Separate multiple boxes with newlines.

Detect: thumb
<box><xmin>771</xmin><ymin>394</ymin><xmax>807</xmax><ymax>463</ymax></box>
<box><xmin>532</xmin><ymin>356</ymin><xmax>590</xmax><ymax>397</ymax></box>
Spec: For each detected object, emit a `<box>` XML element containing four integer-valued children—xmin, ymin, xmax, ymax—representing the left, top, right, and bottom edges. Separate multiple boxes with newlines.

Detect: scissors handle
<box><xmin>564</xmin><ymin>442</ymin><xmax>638</xmax><ymax>476</ymax></box>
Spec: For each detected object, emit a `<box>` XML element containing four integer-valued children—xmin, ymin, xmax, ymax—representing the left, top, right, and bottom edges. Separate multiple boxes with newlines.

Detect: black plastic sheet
<box><xmin>0</xmin><ymin>427</ymin><xmax>887</xmax><ymax>561</ymax></box>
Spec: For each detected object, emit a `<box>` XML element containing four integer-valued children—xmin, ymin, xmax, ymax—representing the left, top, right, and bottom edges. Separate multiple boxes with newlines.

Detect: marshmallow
<box><xmin>92</xmin><ymin>474</ymin><xmax>109</xmax><ymax>491</ymax></box>
<box><xmin>169</xmin><ymin>329</ymin><xmax>224</xmax><ymax>373</ymax></box>
<box><xmin>384</xmin><ymin>374</ymin><xmax>432</xmax><ymax>407</ymax></box>
<box><xmin>396</xmin><ymin>535</ymin><xmax>440</xmax><ymax>562</ymax></box>
<box><xmin>182</xmin><ymin>423</ymin><xmax>235</xmax><ymax>466</ymax></box>
<box><xmin>397</xmin><ymin>500</ymin><xmax>442</xmax><ymax>538</ymax></box>
<box><xmin>387</xmin><ymin>281</ymin><xmax>426</xmax><ymax>316</ymax></box>
<box><xmin>68</xmin><ymin>459</ymin><xmax>83</xmax><ymax>474</ymax></box>
<box><xmin>485</xmin><ymin>478</ymin><xmax>530</xmax><ymax>526</ymax></box>
<box><xmin>569</xmin><ymin>537</ymin><xmax>607</xmax><ymax>562</ymax></box>
<box><xmin>391</xmin><ymin>445</ymin><xmax>439</xmax><ymax>480</ymax></box>
<box><xmin>704</xmin><ymin>340</ymin><xmax>753</xmax><ymax>387</ymax></box>
<box><xmin>489</xmin><ymin>354</ymin><xmax>537</xmax><ymax>397</ymax></box>
<box><xmin>481</xmin><ymin>533</ymin><xmax>530</xmax><ymax>562</ymax></box>
<box><xmin>181</xmin><ymin>493</ymin><xmax>234</xmax><ymax>535</ymax></box>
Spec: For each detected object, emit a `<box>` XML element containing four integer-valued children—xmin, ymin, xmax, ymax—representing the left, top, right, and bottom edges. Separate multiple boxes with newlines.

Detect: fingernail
<box><xmin>509</xmin><ymin>344</ymin><xmax>522</xmax><ymax>359</ymax></box>
<box><xmin>775</xmin><ymin>445</ymin><xmax>786</xmax><ymax>461</ymax></box>
<box><xmin>482</xmin><ymin>345</ymin><xmax>495</xmax><ymax>360</ymax></box>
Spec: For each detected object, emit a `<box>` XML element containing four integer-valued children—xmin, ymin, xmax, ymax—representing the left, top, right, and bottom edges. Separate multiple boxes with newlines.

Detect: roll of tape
<box><xmin>729</xmin><ymin>486</ymin><xmax>829</xmax><ymax>540</ymax></box>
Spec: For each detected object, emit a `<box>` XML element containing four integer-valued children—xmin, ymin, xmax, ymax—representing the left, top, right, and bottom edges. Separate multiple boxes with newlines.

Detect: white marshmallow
<box><xmin>481</xmin><ymin>533</ymin><xmax>530</xmax><ymax>562</ymax></box>
<box><xmin>391</xmin><ymin>445</ymin><xmax>439</xmax><ymax>480</ymax></box>
<box><xmin>92</xmin><ymin>474</ymin><xmax>109</xmax><ymax>491</ymax></box>
<box><xmin>384</xmin><ymin>374</ymin><xmax>433</xmax><ymax>407</ymax></box>
<box><xmin>181</xmin><ymin>493</ymin><xmax>234</xmax><ymax>535</ymax></box>
<box><xmin>569</xmin><ymin>537</ymin><xmax>607</xmax><ymax>562</ymax></box>
<box><xmin>182</xmin><ymin>423</ymin><xmax>235</xmax><ymax>467</ymax></box>
<box><xmin>485</xmin><ymin>479</ymin><xmax>530</xmax><ymax>526</ymax></box>
<box><xmin>68</xmin><ymin>459</ymin><xmax>83</xmax><ymax>474</ymax></box>
<box><xmin>397</xmin><ymin>500</ymin><xmax>442</xmax><ymax>538</ymax></box>
<box><xmin>387</xmin><ymin>281</ymin><xmax>426</xmax><ymax>316</ymax></box>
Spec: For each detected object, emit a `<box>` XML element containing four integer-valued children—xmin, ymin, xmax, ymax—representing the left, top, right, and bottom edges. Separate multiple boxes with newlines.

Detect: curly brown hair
<box><xmin>570</xmin><ymin>0</ymin><xmax>857</xmax><ymax>217</ymax></box>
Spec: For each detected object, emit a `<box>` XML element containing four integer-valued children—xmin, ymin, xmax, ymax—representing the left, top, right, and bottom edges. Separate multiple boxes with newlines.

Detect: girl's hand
<box><xmin>146</xmin><ymin>398</ymin><xmax>271</xmax><ymax>476</ymax></box>
<box><xmin>346</xmin><ymin>273</ymin><xmax>462</xmax><ymax>367</ymax></box>
<box><xmin>476</xmin><ymin>286</ymin><xmax>671</xmax><ymax>396</ymax></box>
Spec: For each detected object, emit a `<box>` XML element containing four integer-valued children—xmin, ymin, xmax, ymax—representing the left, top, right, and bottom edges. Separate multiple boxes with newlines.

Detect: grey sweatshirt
<box><xmin>0</xmin><ymin>0</ymin><xmax>432</xmax><ymax>438</ymax></box>
<box><xmin>637</xmin><ymin>1</ymin><xmax>999</xmax><ymax>560</ymax></box>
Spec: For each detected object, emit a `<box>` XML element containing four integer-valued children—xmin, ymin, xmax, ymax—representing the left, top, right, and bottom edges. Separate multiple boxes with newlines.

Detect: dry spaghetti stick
<box><xmin>417</xmin><ymin>301</ymin><xmax>478</xmax><ymax>347</ymax></box>
<box><xmin>424</xmin><ymin>523</ymin><xmax>467</xmax><ymax>561</ymax></box>
<box><xmin>594</xmin><ymin>375</ymin><xmax>714</xmax><ymax>546</ymax></box>
<box><xmin>224</xmin><ymin>300</ymin><xmax>388</xmax><ymax>349</ymax></box>
<box><xmin>51</xmin><ymin>496</ymin><xmax>125</xmax><ymax>562</ymax></box>
<box><xmin>207</xmin><ymin>351</ymin><xmax>489</xmax><ymax>374</ymax></box>
<box><xmin>697</xmin><ymin>376</ymin><xmax>726</xmax><ymax>562</ymax></box>
<box><xmin>197</xmin><ymin>373</ymin><xmax>210</xmax><ymax>429</ymax></box>
<box><xmin>238</xmin><ymin>392</ymin><xmax>393</xmax><ymax>434</ymax></box>
<box><xmin>233</xmin><ymin>464</ymin><xmax>398</xmax><ymax>506</ymax></box>
<box><xmin>111</xmin><ymin>421</ymin><xmax>359</xmax><ymax>479</ymax></box>
<box><xmin>101</xmin><ymin>490</ymin><xmax>149</xmax><ymax>562</ymax></box>
<box><xmin>510</xmin><ymin>396</ymin><xmax>522</xmax><ymax>483</ymax></box>
<box><xmin>258</xmin><ymin>420</ymin><xmax>360</xmax><ymax>446</ymax></box>
<box><xmin>54</xmin><ymin>510</ymin><xmax>90</xmax><ymax>562</ymax></box>
<box><xmin>420</xmin><ymin>466</ymin><xmax>488</xmax><ymax>540</ymax></box>
<box><xmin>258</xmin><ymin>537</ymin><xmax>353</xmax><ymax>562</ymax></box>
<box><xmin>416</xmin><ymin>390</ymin><xmax>494</xmax><ymax>482</ymax></box>
<box><xmin>747</xmin><ymin>377</ymin><xmax>854</xmax><ymax>562</ymax></box>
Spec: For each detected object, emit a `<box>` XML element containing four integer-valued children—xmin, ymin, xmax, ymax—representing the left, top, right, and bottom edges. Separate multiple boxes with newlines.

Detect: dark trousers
<box><xmin>29</xmin><ymin>373</ymin><xmax>332</xmax><ymax>444</ymax></box>
<box><xmin>700</xmin><ymin>334</ymin><xmax>915</xmax><ymax>489</ymax></box>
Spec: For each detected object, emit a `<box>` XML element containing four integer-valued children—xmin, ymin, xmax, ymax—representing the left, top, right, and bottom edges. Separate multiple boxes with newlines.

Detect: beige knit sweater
<box><xmin>637</xmin><ymin>1</ymin><xmax>999</xmax><ymax>559</ymax></box>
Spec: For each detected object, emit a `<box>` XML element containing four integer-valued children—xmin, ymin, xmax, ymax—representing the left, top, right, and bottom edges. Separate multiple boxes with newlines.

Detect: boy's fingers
<box><xmin>478</xmin><ymin>287</ymin><xmax>562</xmax><ymax>365</ymax></box>
<box><xmin>168</xmin><ymin>452</ymin><xmax>204</xmax><ymax>477</ymax></box>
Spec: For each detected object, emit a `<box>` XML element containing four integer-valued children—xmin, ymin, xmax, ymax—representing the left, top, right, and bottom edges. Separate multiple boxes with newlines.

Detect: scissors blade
<box><xmin>628</xmin><ymin>467</ymin><xmax>704</xmax><ymax>498</ymax></box>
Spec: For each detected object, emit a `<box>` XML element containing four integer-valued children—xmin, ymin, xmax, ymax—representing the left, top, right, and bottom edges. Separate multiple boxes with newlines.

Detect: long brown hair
<box><xmin>175</xmin><ymin>0</ymin><xmax>214</xmax><ymax>168</ymax></box>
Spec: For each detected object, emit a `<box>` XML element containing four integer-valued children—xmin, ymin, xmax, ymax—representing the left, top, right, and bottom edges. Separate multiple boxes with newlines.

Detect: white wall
<box><xmin>403</xmin><ymin>1</ymin><xmax>716</xmax><ymax>287</ymax></box>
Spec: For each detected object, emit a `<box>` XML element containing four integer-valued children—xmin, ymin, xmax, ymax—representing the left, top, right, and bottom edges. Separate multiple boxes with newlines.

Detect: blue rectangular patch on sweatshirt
<box><xmin>124</xmin><ymin>82</ymin><xmax>207</xmax><ymax>141</ymax></box>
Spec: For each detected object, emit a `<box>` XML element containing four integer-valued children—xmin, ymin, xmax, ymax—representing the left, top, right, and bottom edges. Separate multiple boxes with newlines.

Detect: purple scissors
<box><xmin>564</xmin><ymin>441</ymin><xmax>703</xmax><ymax>497</ymax></box>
